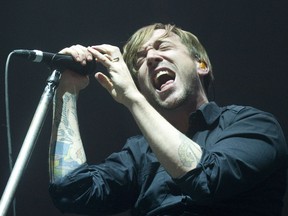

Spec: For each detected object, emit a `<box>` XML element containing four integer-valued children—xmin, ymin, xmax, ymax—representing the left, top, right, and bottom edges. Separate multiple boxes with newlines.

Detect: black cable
<box><xmin>5</xmin><ymin>51</ymin><xmax>17</xmax><ymax>216</ymax></box>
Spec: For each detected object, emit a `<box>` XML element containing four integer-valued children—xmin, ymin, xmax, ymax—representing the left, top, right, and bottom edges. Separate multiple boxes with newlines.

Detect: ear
<box><xmin>196</xmin><ymin>60</ymin><xmax>209</xmax><ymax>76</ymax></box>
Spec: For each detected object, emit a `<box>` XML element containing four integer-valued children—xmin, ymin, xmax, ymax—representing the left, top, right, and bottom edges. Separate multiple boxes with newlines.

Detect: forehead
<box><xmin>141</xmin><ymin>29</ymin><xmax>181</xmax><ymax>48</ymax></box>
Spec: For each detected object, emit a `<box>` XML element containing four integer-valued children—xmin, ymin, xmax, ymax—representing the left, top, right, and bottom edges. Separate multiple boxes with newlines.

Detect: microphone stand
<box><xmin>0</xmin><ymin>69</ymin><xmax>61</xmax><ymax>216</ymax></box>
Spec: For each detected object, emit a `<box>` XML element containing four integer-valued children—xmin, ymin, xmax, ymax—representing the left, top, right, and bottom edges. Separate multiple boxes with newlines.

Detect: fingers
<box><xmin>87</xmin><ymin>45</ymin><xmax>122</xmax><ymax>68</ymax></box>
<box><xmin>56</xmin><ymin>43</ymin><xmax>126</xmax><ymax>96</ymax></box>
<box><xmin>59</xmin><ymin>44</ymin><xmax>122</xmax><ymax>68</ymax></box>
<box><xmin>59</xmin><ymin>44</ymin><xmax>93</xmax><ymax>65</ymax></box>
<box><xmin>90</xmin><ymin>44</ymin><xmax>120</xmax><ymax>55</ymax></box>
<box><xmin>87</xmin><ymin>47</ymin><xmax>111</xmax><ymax>68</ymax></box>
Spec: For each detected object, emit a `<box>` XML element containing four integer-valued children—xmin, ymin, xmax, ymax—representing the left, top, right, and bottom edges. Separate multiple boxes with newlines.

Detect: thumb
<box><xmin>94</xmin><ymin>72</ymin><xmax>114</xmax><ymax>93</ymax></box>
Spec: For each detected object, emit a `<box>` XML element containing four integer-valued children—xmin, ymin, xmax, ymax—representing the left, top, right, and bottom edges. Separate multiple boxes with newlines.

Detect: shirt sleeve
<box><xmin>174</xmin><ymin>107</ymin><xmax>288</xmax><ymax>201</ymax></box>
<box><xmin>49</xmin><ymin>142</ymin><xmax>138</xmax><ymax>215</ymax></box>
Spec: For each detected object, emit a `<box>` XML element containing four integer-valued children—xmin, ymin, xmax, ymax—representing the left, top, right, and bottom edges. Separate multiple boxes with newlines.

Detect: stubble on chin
<box><xmin>149</xmin><ymin>91</ymin><xmax>189</xmax><ymax>113</ymax></box>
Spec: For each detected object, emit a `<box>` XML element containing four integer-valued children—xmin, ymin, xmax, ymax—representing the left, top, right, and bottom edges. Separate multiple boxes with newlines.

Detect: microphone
<box><xmin>13</xmin><ymin>49</ymin><xmax>96</xmax><ymax>75</ymax></box>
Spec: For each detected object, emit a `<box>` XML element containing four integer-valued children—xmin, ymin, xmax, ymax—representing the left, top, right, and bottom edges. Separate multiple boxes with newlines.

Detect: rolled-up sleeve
<box><xmin>49</xmin><ymin>147</ymin><xmax>138</xmax><ymax>215</ymax></box>
<box><xmin>174</xmin><ymin>108</ymin><xmax>288</xmax><ymax>201</ymax></box>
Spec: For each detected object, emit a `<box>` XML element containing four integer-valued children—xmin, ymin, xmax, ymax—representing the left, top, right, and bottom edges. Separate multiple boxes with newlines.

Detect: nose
<box><xmin>146</xmin><ymin>49</ymin><xmax>163</xmax><ymax>68</ymax></box>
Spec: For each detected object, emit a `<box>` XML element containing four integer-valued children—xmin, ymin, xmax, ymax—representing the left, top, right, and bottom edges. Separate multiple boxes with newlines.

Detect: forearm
<box><xmin>87</xmin><ymin>44</ymin><xmax>202</xmax><ymax>177</ymax></box>
<box><xmin>49</xmin><ymin>90</ymin><xmax>86</xmax><ymax>183</ymax></box>
<box><xmin>128</xmin><ymin>95</ymin><xmax>202</xmax><ymax>178</ymax></box>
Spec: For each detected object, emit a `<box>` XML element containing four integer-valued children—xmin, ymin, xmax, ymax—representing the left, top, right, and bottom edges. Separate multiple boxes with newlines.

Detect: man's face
<box><xmin>136</xmin><ymin>29</ymin><xmax>202</xmax><ymax>110</ymax></box>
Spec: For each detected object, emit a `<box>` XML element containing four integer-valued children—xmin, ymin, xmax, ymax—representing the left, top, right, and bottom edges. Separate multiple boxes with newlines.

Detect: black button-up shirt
<box><xmin>49</xmin><ymin>102</ymin><xmax>288</xmax><ymax>216</ymax></box>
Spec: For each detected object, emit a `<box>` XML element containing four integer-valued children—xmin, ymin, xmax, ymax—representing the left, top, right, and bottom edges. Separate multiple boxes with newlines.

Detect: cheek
<box><xmin>136</xmin><ymin>71</ymin><xmax>148</xmax><ymax>92</ymax></box>
<box><xmin>137</xmin><ymin>80</ymin><xmax>150</xmax><ymax>95</ymax></box>
<box><xmin>137</xmin><ymin>66</ymin><xmax>150</xmax><ymax>84</ymax></box>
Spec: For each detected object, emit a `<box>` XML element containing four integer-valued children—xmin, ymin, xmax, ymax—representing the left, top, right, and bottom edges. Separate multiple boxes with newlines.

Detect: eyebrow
<box><xmin>138</xmin><ymin>38</ymin><xmax>173</xmax><ymax>54</ymax></box>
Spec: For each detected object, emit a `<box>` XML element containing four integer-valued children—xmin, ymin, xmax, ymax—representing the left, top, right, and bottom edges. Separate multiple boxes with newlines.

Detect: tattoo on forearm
<box><xmin>50</xmin><ymin>93</ymin><xmax>85</xmax><ymax>180</ymax></box>
<box><xmin>178</xmin><ymin>140</ymin><xmax>200</xmax><ymax>168</ymax></box>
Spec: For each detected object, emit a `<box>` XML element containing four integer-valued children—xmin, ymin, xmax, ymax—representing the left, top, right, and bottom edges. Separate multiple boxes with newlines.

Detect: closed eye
<box><xmin>135</xmin><ymin>40</ymin><xmax>174</xmax><ymax>69</ymax></box>
<box><xmin>158</xmin><ymin>42</ymin><xmax>172</xmax><ymax>51</ymax></box>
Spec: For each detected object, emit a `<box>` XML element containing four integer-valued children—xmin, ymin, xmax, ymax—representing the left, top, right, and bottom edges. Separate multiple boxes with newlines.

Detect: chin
<box><xmin>144</xmin><ymin>88</ymin><xmax>189</xmax><ymax>109</ymax></box>
<box><xmin>154</xmin><ymin>96</ymin><xmax>188</xmax><ymax>111</ymax></box>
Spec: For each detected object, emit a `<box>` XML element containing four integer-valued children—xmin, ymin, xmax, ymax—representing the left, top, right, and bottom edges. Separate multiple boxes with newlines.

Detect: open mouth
<box><xmin>153</xmin><ymin>70</ymin><xmax>176</xmax><ymax>91</ymax></box>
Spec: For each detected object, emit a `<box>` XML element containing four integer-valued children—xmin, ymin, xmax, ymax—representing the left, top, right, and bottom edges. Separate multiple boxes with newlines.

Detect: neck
<box><xmin>160</xmin><ymin>96</ymin><xmax>208</xmax><ymax>133</ymax></box>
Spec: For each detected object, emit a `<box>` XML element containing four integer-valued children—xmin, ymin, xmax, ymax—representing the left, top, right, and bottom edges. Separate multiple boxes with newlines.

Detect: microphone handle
<box><xmin>50</xmin><ymin>54</ymin><xmax>96</xmax><ymax>75</ymax></box>
<box><xmin>13</xmin><ymin>49</ymin><xmax>96</xmax><ymax>75</ymax></box>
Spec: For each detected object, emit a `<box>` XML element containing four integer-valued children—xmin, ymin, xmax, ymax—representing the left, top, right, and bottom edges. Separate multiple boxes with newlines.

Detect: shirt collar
<box><xmin>189</xmin><ymin>102</ymin><xmax>222</xmax><ymax>132</ymax></box>
<box><xmin>197</xmin><ymin>101</ymin><xmax>222</xmax><ymax>125</ymax></box>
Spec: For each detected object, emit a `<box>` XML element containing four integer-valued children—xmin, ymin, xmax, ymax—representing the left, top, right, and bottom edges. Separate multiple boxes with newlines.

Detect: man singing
<box><xmin>49</xmin><ymin>23</ymin><xmax>288</xmax><ymax>215</ymax></box>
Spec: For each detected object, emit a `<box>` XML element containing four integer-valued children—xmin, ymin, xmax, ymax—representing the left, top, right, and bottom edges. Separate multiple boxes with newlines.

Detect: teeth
<box><xmin>155</xmin><ymin>70</ymin><xmax>174</xmax><ymax>80</ymax></box>
<box><xmin>153</xmin><ymin>70</ymin><xmax>175</xmax><ymax>90</ymax></box>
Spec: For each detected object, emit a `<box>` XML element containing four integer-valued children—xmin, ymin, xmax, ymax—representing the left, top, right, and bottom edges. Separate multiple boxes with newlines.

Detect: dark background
<box><xmin>0</xmin><ymin>1</ymin><xmax>287</xmax><ymax>215</ymax></box>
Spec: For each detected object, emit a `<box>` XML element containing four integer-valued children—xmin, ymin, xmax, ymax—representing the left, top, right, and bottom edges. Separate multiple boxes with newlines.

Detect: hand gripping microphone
<box><xmin>13</xmin><ymin>49</ymin><xmax>96</xmax><ymax>75</ymax></box>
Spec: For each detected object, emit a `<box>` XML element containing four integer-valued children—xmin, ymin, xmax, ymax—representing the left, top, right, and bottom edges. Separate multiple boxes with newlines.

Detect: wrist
<box><xmin>57</xmin><ymin>70</ymin><xmax>89</xmax><ymax>93</ymax></box>
<box><xmin>124</xmin><ymin>92</ymin><xmax>147</xmax><ymax>109</ymax></box>
<box><xmin>56</xmin><ymin>85</ymin><xmax>80</xmax><ymax>96</ymax></box>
